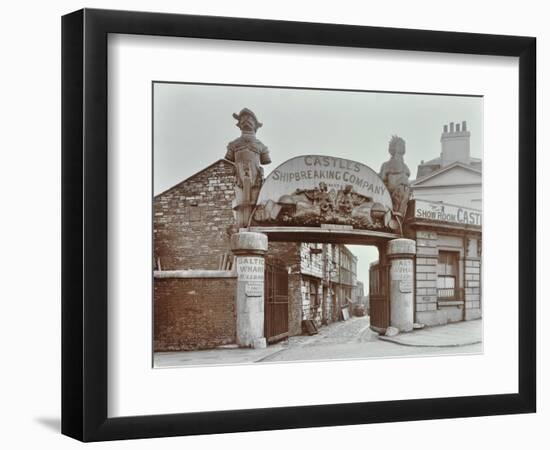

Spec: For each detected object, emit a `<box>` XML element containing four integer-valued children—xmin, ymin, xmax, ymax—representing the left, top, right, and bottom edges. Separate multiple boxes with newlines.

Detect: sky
<box><xmin>153</xmin><ymin>82</ymin><xmax>483</xmax><ymax>287</ymax></box>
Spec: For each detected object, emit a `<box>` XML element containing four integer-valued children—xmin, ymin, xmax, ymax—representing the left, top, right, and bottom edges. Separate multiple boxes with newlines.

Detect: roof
<box><xmin>416</xmin><ymin>156</ymin><xmax>482</xmax><ymax>179</ymax></box>
<box><xmin>154</xmin><ymin>158</ymin><xmax>235</xmax><ymax>199</ymax></box>
<box><xmin>419</xmin><ymin>156</ymin><xmax>481</xmax><ymax>166</ymax></box>
<box><xmin>420</xmin><ymin>156</ymin><xmax>443</xmax><ymax>166</ymax></box>
<box><xmin>411</xmin><ymin>161</ymin><xmax>482</xmax><ymax>187</ymax></box>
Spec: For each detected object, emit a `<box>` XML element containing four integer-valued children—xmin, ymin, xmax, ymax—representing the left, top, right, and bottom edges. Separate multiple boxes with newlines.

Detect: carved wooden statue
<box><xmin>379</xmin><ymin>135</ymin><xmax>411</xmax><ymax>218</ymax></box>
<box><xmin>225</xmin><ymin>108</ymin><xmax>271</xmax><ymax>227</ymax></box>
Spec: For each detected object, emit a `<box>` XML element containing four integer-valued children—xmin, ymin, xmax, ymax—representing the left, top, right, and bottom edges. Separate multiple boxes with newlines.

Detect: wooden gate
<box><xmin>264</xmin><ymin>258</ymin><xmax>289</xmax><ymax>343</ymax></box>
<box><xmin>369</xmin><ymin>262</ymin><xmax>390</xmax><ymax>331</ymax></box>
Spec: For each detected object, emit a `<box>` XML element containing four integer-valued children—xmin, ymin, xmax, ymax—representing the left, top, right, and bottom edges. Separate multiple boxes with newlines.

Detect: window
<box><xmin>437</xmin><ymin>251</ymin><xmax>459</xmax><ymax>299</ymax></box>
<box><xmin>437</xmin><ymin>275</ymin><xmax>455</xmax><ymax>290</ymax></box>
<box><xmin>309</xmin><ymin>280</ymin><xmax>319</xmax><ymax>308</ymax></box>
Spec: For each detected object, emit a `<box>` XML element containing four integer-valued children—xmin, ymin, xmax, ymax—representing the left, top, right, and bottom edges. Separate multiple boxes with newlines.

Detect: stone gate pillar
<box><xmin>231</xmin><ymin>231</ymin><xmax>268</xmax><ymax>348</ymax></box>
<box><xmin>387</xmin><ymin>238</ymin><xmax>416</xmax><ymax>332</ymax></box>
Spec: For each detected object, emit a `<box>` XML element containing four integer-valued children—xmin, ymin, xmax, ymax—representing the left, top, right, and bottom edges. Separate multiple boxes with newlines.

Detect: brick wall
<box><xmin>300</xmin><ymin>243</ymin><xmax>324</xmax><ymax>278</ymax></box>
<box><xmin>154</xmin><ymin>276</ymin><xmax>237</xmax><ymax>351</ymax></box>
<box><xmin>288</xmin><ymin>274</ymin><xmax>303</xmax><ymax>335</ymax></box>
<box><xmin>300</xmin><ymin>277</ymin><xmax>323</xmax><ymax>323</ymax></box>
<box><xmin>299</xmin><ymin>243</ymin><xmax>324</xmax><ymax>324</ymax></box>
<box><xmin>154</xmin><ymin>159</ymin><xmax>237</xmax><ymax>270</ymax></box>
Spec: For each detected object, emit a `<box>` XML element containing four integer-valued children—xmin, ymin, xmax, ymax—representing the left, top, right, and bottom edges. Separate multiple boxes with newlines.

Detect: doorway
<box><xmin>264</xmin><ymin>258</ymin><xmax>289</xmax><ymax>343</ymax></box>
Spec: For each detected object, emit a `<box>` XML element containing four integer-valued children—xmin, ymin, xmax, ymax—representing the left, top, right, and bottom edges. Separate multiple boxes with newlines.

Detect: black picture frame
<box><xmin>61</xmin><ymin>8</ymin><xmax>536</xmax><ymax>442</ymax></box>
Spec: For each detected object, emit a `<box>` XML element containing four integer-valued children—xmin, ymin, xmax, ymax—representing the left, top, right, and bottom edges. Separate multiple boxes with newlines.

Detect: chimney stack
<box><xmin>440</xmin><ymin>120</ymin><xmax>471</xmax><ymax>166</ymax></box>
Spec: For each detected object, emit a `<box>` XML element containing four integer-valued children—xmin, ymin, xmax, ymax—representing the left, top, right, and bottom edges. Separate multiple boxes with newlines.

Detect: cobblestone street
<box><xmin>154</xmin><ymin>317</ymin><xmax>482</xmax><ymax>368</ymax></box>
<box><xmin>280</xmin><ymin>315</ymin><xmax>377</xmax><ymax>347</ymax></box>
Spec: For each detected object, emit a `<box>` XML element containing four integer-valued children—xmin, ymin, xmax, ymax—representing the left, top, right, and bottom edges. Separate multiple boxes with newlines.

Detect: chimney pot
<box><xmin>440</xmin><ymin>119</ymin><xmax>470</xmax><ymax>167</ymax></box>
<box><xmin>444</xmin><ymin>125</ymin><xmax>448</xmax><ymax>133</ymax></box>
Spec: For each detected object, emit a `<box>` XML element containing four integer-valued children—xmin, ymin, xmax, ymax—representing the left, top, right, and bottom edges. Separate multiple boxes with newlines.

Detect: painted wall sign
<box><xmin>414</xmin><ymin>199</ymin><xmax>482</xmax><ymax>227</ymax></box>
<box><xmin>390</xmin><ymin>260</ymin><xmax>413</xmax><ymax>281</ymax></box>
<box><xmin>236</xmin><ymin>257</ymin><xmax>265</xmax><ymax>281</ymax></box>
<box><xmin>245</xmin><ymin>282</ymin><xmax>264</xmax><ymax>297</ymax></box>
<box><xmin>253</xmin><ymin>155</ymin><xmax>394</xmax><ymax>231</ymax></box>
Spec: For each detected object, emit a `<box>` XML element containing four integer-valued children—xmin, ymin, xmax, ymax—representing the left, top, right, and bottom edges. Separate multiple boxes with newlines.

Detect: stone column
<box><xmin>387</xmin><ymin>238</ymin><xmax>416</xmax><ymax>332</ymax></box>
<box><xmin>231</xmin><ymin>231</ymin><xmax>268</xmax><ymax>348</ymax></box>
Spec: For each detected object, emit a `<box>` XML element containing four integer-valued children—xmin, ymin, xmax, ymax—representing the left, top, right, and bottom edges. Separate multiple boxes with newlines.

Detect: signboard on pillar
<box><xmin>245</xmin><ymin>282</ymin><xmax>263</xmax><ymax>297</ymax></box>
<box><xmin>231</xmin><ymin>232</ymin><xmax>268</xmax><ymax>348</ymax></box>
<box><xmin>237</xmin><ymin>257</ymin><xmax>264</xmax><ymax>282</ymax></box>
<box><xmin>390</xmin><ymin>259</ymin><xmax>413</xmax><ymax>280</ymax></box>
<box><xmin>387</xmin><ymin>239</ymin><xmax>416</xmax><ymax>332</ymax></box>
<box><xmin>236</xmin><ymin>257</ymin><xmax>265</xmax><ymax>302</ymax></box>
<box><xmin>237</xmin><ymin>257</ymin><xmax>265</xmax><ymax>298</ymax></box>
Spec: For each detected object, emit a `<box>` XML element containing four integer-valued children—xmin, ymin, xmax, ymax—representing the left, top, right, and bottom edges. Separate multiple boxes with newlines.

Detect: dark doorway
<box><xmin>369</xmin><ymin>262</ymin><xmax>390</xmax><ymax>331</ymax></box>
<box><xmin>264</xmin><ymin>258</ymin><xmax>289</xmax><ymax>343</ymax></box>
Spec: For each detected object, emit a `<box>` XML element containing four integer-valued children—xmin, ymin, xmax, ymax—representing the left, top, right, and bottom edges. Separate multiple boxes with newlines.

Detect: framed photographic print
<box><xmin>61</xmin><ymin>8</ymin><xmax>536</xmax><ymax>442</ymax></box>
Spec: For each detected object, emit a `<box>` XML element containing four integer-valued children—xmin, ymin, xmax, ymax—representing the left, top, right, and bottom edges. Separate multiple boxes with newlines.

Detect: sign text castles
<box><xmin>270</xmin><ymin>156</ymin><xmax>387</xmax><ymax>196</ymax></box>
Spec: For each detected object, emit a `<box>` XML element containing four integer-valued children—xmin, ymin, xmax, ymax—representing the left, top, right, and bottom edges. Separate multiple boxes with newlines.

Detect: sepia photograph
<box><xmin>152</xmin><ymin>82</ymin><xmax>483</xmax><ymax>368</ymax></box>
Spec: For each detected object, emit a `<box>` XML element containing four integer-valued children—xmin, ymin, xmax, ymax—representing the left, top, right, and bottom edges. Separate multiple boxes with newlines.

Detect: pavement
<box><xmin>379</xmin><ymin>319</ymin><xmax>482</xmax><ymax>347</ymax></box>
<box><xmin>154</xmin><ymin>344</ymin><xmax>284</xmax><ymax>368</ymax></box>
<box><xmin>154</xmin><ymin>316</ymin><xmax>483</xmax><ymax>368</ymax></box>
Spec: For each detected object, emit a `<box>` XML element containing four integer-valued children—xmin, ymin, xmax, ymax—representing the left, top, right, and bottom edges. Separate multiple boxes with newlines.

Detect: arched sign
<box><xmin>253</xmin><ymin>155</ymin><xmax>395</xmax><ymax>231</ymax></box>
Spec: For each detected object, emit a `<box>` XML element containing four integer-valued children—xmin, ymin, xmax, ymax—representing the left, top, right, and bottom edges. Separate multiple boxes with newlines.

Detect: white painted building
<box><xmin>411</xmin><ymin>121</ymin><xmax>482</xmax><ymax>208</ymax></box>
<box><xmin>398</xmin><ymin>121</ymin><xmax>483</xmax><ymax>326</ymax></box>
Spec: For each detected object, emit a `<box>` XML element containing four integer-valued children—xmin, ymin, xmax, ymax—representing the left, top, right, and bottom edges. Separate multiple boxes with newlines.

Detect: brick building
<box><xmin>154</xmin><ymin>159</ymin><xmax>237</xmax><ymax>271</ymax></box>
<box><xmin>153</xmin><ymin>158</ymin><xmax>359</xmax><ymax>351</ymax></box>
